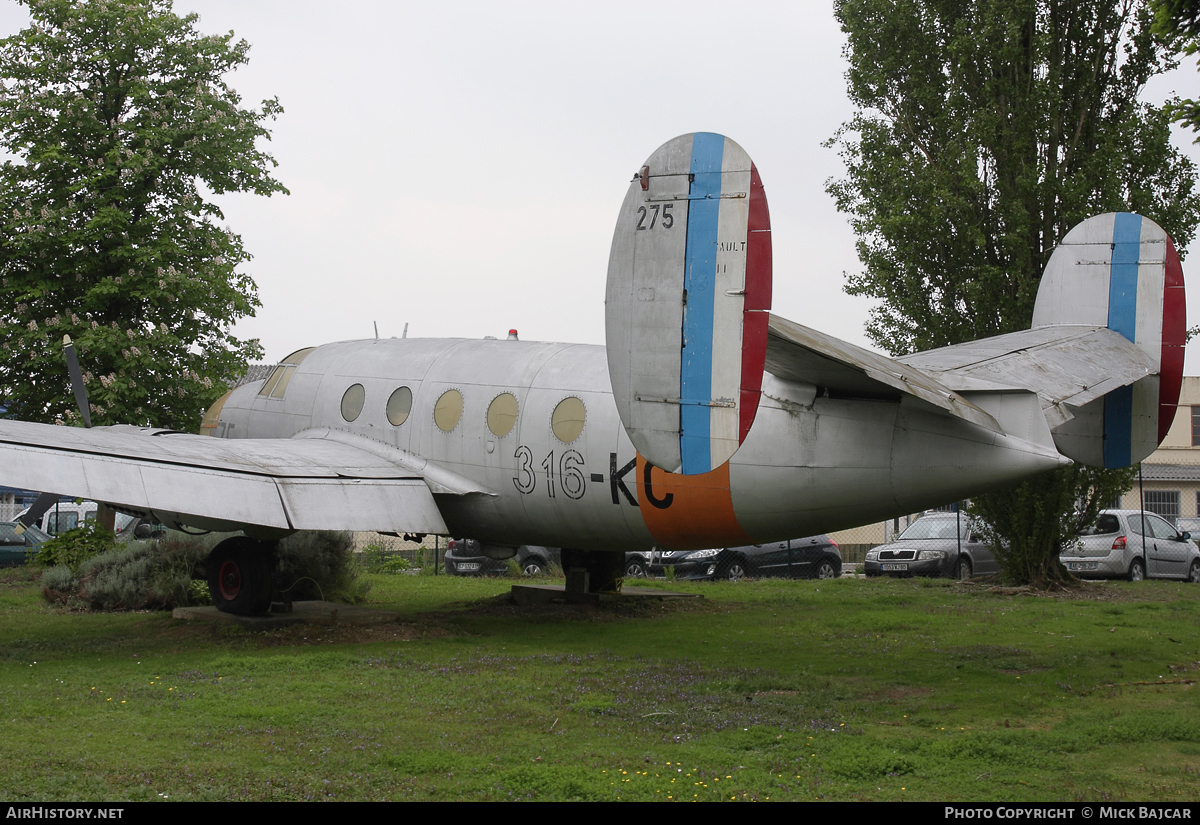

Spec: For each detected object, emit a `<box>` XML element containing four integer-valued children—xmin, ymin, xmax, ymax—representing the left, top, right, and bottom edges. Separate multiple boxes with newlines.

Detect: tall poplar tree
<box><xmin>0</xmin><ymin>0</ymin><xmax>286</xmax><ymax>431</ymax></box>
<box><xmin>828</xmin><ymin>0</ymin><xmax>1200</xmax><ymax>585</ymax></box>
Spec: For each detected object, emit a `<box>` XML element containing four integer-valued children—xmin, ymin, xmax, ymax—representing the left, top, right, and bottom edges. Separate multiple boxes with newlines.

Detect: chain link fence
<box><xmin>351</xmin><ymin>532</ymin><xmax>450</xmax><ymax>572</ymax></box>
<box><xmin>829</xmin><ymin>514</ymin><xmax>923</xmax><ymax>566</ymax></box>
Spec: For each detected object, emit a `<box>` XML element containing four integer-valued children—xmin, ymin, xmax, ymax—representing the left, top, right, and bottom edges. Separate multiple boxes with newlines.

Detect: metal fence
<box><xmin>352</xmin><ymin>532</ymin><xmax>451</xmax><ymax>571</ymax></box>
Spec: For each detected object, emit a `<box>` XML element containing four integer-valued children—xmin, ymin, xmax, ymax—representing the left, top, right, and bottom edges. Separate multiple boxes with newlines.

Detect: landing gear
<box><xmin>560</xmin><ymin>549</ymin><xmax>624</xmax><ymax>599</ymax></box>
<box><xmin>206</xmin><ymin>537</ymin><xmax>274</xmax><ymax>616</ymax></box>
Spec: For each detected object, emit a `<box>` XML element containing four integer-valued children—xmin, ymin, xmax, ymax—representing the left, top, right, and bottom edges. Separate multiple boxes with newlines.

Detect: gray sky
<box><xmin>3</xmin><ymin>1</ymin><xmax>1200</xmax><ymax>369</ymax></box>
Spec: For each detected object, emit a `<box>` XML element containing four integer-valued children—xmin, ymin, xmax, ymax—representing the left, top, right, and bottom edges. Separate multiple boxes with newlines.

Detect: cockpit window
<box><xmin>258</xmin><ymin>346</ymin><xmax>315</xmax><ymax>399</ymax></box>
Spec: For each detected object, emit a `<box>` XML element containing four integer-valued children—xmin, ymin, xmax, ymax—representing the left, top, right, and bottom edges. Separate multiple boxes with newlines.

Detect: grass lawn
<box><xmin>1</xmin><ymin>565</ymin><xmax>1198</xmax><ymax>801</ymax></box>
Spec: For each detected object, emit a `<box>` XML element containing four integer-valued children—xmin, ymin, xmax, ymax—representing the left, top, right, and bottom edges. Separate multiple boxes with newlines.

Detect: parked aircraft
<box><xmin>0</xmin><ymin>133</ymin><xmax>1185</xmax><ymax>614</ymax></box>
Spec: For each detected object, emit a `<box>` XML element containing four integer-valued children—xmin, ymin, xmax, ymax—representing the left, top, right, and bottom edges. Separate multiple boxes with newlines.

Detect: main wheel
<box><xmin>1187</xmin><ymin>560</ymin><xmax>1200</xmax><ymax>583</ymax></box>
<box><xmin>522</xmin><ymin>558</ymin><xmax>545</xmax><ymax>577</ymax></box>
<box><xmin>725</xmin><ymin>558</ymin><xmax>747</xmax><ymax>581</ymax></box>
<box><xmin>625</xmin><ymin>559</ymin><xmax>647</xmax><ymax>578</ymax></box>
<box><xmin>956</xmin><ymin>556</ymin><xmax>973</xmax><ymax>581</ymax></box>
<box><xmin>1128</xmin><ymin>558</ymin><xmax>1146</xmax><ymax>582</ymax></box>
<box><xmin>816</xmin><ymin>560</ymin><xmax>838</xmax><ymax>579</ymax></box>
<box><xmin>206</xmin><ymin>537</ymin><xmax>273</xmax><ymax>616</ymax></box>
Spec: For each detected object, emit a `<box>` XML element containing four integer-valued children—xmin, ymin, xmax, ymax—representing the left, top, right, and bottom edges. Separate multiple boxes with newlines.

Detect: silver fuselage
<box><xmin>211</xmin><ymin>337</ymin><xmax>1061</xmax><ymax>552</ymax></box>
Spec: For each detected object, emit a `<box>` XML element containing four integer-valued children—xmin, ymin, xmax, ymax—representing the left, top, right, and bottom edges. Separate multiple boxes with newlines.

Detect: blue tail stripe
<box><xmin>1104</xmin><ymin>212</ymin><xmax>1141</xmax><ymax>467</ymax></box>
<box><xmin>680</xmin><ymin>133</ymin><xmax>724</xmax><ymax>474</ymax></box>
<box><xmin>1104</xmin><ymin>385</ymin><xmax>1133</xmax><ymax>468</ymax></box>
<box><xmin>1108</xmin><ymin>212</ymin><xmax>1141</xmax><ymax>343</ymax></box>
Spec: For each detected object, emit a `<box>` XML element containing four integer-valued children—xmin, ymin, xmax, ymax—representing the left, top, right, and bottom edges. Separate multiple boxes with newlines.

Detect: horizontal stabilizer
<box><xmin>0</xmin><ymin>420</ymin><xmax>491</xmax><ymax>534</ymax></box>
<box><xmin>900</xmin><ymin>325</ymin><xmax>1156</xmax><ymax>419</ymax></box>
<box><xmin>766</xmin><ymin>314</ymin><xmax>1002</xmax><ymax>433</ymax></box>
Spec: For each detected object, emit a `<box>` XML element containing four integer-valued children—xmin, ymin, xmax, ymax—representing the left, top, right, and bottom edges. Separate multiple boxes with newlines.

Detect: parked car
<box><xmin>15</xmin><ymin>500</ymin><xmax>164</xmax><ymax>542</ymax></box>
<box><xmin>625</xmin><ymin>536</ymin><xmax>842</xmax><ymax>581</ymax></box>
<box><xmin>443</xmin><ymin>538</ymin><xmax>560</xmax><ymax>576</ymax></box>
<box><xmin>1061</xmin><ymin>510</ymin><xmax>1200</xmax><ymax>582</ymax></box>
<box><xmin>864</xmin><ymin>512</ymin><xmax>998</xmax><ymax>579</ymax></box>
<box><xmin>1174</xmin><ymin>516</ymin><xmax>1200</xmax><ymax>545</ymax></box>
<box><xmin>623</xmin><ymin>549</ymin><xmax>692</xmax><ymax>578</ymax></box>
<box><xmin>0</xmin><ymin>521</ymin><xmax>52</xmax><ymax>567</ymax></box>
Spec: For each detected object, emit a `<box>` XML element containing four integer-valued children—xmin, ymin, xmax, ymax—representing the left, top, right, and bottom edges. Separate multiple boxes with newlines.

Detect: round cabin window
<box><xmin>341</xmin><ymin>384</ymin><xmax>365</xmax><ymax>422</ymax></box>
<box><xmin>487</xmin><ymin>393</ymin><xmax>519</xmax><ymax>438</ymax></box>
<box><xmin>386</xmin><ymin>386</ymin><xmax>413</xmax><ymax>426</ymax></box>
<box><xmin>551</xmin><ymin>396</ymin><xmax>586</xmax><ymax>443</ymax></box>
<box><xmin>434</xmin><ymin>389</ymin><xmax>464</xmax><ymax>432</ymax></box>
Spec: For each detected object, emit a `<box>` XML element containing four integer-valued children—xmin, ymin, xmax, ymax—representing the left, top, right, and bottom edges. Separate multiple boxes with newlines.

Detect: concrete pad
<box><xmin>510</xmin><ymin>583</ymin><xmax>701</xmax><ymax>607</ymax></box>
<box><xmin>172</xmin><ymin>600</ymin><xmax>399</xmax><ymax>628</ymax></box>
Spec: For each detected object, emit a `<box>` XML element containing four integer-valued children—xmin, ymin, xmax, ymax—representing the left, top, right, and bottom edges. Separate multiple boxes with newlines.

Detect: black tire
<box><xmin>206</xmin><ymin>537</ymin><xmax>273</xmax><ymax>616</ymax></box>
<box><xmin>1128</xmin><ymin>558</ymin><xmax>1146</xmax><ymax>582</ymax></box>
<box><xmin>956</xmin><ymin>556</ymin><xmax>973</xmax><ymax>581</ymax></box>
<box><xmin>724</xmin><ymin>558</ymin><xmax>747</xmax><ymax>581</ymax></box>
<box><xmin>1187</xmin><ymin>560</ymin><xmax>1200</xmax><ymax>583</ymax></box>
<box><xmin>816</xmin><ymin>560</ymin><xmax>838</xmax><ymax>579</ymax></box>
<box><xmin>625</xmin><ymin>560</ymin><xmax>647</xmax><ymax>578</ymax></box>
<box><xmin>522</xmin><ymin>558</ymin><xmax>545</xmax><ymax>577</ymax></box>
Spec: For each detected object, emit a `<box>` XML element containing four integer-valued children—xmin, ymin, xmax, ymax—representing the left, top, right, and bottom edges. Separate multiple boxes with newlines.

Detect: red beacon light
<box><xmin>507</xmin><ymin>329</ymin><xmax>519</xmax><ymax>341</ymax></box>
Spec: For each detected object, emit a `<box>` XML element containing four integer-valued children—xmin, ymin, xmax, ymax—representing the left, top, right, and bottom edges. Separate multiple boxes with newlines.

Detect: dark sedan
<box><xmin>864</xmin><ymin>513</ymin><xmax>998</xmax><ymax>579</ymax></box>
<box><xmin>626</xmin><ymin>536</ymin><xmax>842</xmax><ymax>581</ymax></box>
<box><xmin>443</xmin><ymin>538</ymin><xmax>560</xmax><ymax>576</ymax></box>
<box><xmin>0</xmin><ymin>521</ymin><xmax>52</xmax><ymax>567</ymax></box>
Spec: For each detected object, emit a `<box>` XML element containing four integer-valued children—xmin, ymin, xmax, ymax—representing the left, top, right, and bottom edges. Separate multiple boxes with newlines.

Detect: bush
<box><xmin>33</xmin><ymin>522</ymin><xmax>116</xmax><ymax>569</ymax></box>
<box><xmin>275</xmin><ymin>531</ymin><xmax>370</xmax><ymax>604</ymax></box>
<box><xmin>40</xmin><ymin>531</ymin><xmax>209</xmax><ymax>611</ymax></box>
<box><xmin>358</xmin><ymin>542</ymin><xmax>413</xmax><ymax>574</ymax></box>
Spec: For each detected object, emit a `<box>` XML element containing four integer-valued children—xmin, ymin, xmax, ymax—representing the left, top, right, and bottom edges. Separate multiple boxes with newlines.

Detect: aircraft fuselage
<box><xmin>210</xmin><ymin>337</ymin><xmax>1064</xmax><ymax>552</ymax></box>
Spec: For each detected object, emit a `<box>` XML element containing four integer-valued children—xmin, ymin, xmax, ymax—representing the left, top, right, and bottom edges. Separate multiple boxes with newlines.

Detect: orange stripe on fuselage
<box><xmin>636</xmin><ymin>453</ymin><xmax>752</xmax><ymax>550</ymax></box>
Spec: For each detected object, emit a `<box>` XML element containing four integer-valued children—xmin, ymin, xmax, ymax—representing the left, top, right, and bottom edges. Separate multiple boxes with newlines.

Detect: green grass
<box><xmin>1</xmin><ymin>565</ymin><xmax>1198</xmax><ymax>801</ymax></box>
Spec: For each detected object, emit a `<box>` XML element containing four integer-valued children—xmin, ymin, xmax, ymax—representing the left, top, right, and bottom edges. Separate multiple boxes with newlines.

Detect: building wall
<box><xmin>1116</xmin><ymin>377</ymin><xmax>1200</xmax><ymax>521</ymax></box>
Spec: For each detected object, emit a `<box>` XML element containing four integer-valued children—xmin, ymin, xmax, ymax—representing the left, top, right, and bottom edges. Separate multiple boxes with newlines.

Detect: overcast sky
<box><xmin>2</xmin><ymin>1</ymin><xmax>1200</xmax><ymax>368</ymax></box>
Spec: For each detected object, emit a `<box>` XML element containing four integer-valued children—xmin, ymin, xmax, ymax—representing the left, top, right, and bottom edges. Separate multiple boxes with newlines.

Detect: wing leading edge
<box><xmin>0</xmin><ymin>420</ymin><xmax>493</xmax><ymax>535</ymax></box>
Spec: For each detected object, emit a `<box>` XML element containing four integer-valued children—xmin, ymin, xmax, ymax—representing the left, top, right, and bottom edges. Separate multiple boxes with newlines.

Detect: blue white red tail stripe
<box><xmin>679</xmin><ymin>133</ymin><xmax>725</xmax><ymax>475</ymax></box>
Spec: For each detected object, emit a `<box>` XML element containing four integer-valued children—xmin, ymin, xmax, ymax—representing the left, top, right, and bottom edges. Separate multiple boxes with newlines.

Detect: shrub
<box><xmin>358</xmin><ymin>542</ymin><xmax>413</xmax><ymax>574</ymax></box>
<box><xmin>33</xmin><ymin>522</ymin><xmax>116</xmax><ymax>569</ymax></box>
<box><xmin>275</xmin><ymin>531</ymin><xmax>370</xmax><ymax>604</ymax></box>
<box><xmin>40</xmin><ymin>564</ymin><xmax>79</xmax><ymax>604</ymax></box>
<box><xmin>40</xmin><ymin>531</ymin><xmax>210</xmax><ymax>611</ymax></box>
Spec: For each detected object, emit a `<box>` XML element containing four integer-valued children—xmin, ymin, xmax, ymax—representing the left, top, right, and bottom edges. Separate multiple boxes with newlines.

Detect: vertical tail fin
<box><xmin>1032</xmin><ymin>212</ymin><xmax>1186</xmax><ymax>467</ymax></box>
<box><xmin>605</xmin><ymin>133</ymin><xmax>771</xmax><ymax>475</ymax></box>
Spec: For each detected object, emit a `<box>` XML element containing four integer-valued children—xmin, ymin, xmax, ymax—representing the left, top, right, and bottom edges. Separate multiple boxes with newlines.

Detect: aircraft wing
<box><xmin>0</xmin><ymin>420</ymin><xmax>492</xmax><ymax>535</ymax></box>
<box><xmin>765</xmin><ymin>314</ymin><xmax>1003</xmax><ymax>433</ymax></box>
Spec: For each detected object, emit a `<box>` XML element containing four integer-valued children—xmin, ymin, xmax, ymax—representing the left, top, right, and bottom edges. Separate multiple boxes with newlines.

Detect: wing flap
<box><xmin>766</xmin><ymin>314</ymin><xmax>1002</xmax><ymax>433</ymax></box>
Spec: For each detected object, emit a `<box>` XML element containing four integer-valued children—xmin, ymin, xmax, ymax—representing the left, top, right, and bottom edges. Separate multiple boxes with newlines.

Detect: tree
<box><xmin>0</xmin><ymin>0</ymin><xmax>286</xmax><ymax>431</ymax></box>
<box><xmin>828</xmin><ymin>0</ymin><xmax>1200</xmax><ymax>586</ymax></box>
<box><xmin>1151</xmin><ymin>0</ymin><xmax>1200</xmax><ymax>138</ymax></box>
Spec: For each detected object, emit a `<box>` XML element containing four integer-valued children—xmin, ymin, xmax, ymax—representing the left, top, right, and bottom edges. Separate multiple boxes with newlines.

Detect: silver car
<box><xmin>1061</xmin><ymin>510</ymin><xmax>1200</xmax><ymax>582</ymax></box>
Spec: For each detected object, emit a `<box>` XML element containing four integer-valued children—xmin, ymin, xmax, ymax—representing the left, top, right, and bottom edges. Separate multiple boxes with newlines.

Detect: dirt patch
<box><xmin>961</xmin><ymin>579</ymin><xmax>1180</xmax><ymax>602</ymax></box>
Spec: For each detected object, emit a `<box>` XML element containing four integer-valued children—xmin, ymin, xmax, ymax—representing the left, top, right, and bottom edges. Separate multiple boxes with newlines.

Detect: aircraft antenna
<box><xmin>373</xmin><ymin>321</ymin><xmax>378</xmax><ymax>339</ymax></box>
<box><xmin>402</xmin><ymin>323</ymin><xmax>408</xmax><ymax>339</ymax></box>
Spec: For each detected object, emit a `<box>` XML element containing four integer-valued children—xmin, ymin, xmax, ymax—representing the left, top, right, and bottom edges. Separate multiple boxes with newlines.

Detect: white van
<box><xmin>17</xmin><ymin>500</ymin><xmax>149</xmax><ymax>539</ymax></box>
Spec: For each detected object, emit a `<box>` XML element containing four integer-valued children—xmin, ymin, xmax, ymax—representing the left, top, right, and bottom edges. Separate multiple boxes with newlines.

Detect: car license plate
<box><xmin>1067</xmin><ymin>562</ymin><xmax>1098</xmax><ymax>571</ymax></box>
<box><xmin>881</xmin><ymin>563</ymin><xmax>908</xmax><ymax>571</ymax></box>
<box><xmin>459</xmin><ymin>562</ymin><xmax>480</xmax><ymax>571</ymax></box>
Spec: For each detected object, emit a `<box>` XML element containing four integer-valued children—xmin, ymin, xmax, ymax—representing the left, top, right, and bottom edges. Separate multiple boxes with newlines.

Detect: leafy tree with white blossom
<box><xmin>0</xmin><ymin>0</ymin><xmax>286</xmax><ymax>429</ymax></box>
